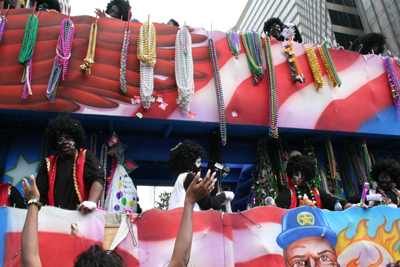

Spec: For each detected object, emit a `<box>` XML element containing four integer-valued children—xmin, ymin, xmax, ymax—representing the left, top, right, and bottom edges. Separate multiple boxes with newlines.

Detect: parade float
<box><xmin>1</xmin><ymin>8</ymin><xmax>400</xmax><ymax>266</ymax></box>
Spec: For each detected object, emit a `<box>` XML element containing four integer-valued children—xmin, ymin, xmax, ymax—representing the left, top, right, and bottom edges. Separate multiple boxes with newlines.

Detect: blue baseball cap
<box><xmin>276</xmin><ymin>206</ymin><xmax>337</xmax><ymax>249</ymax></box>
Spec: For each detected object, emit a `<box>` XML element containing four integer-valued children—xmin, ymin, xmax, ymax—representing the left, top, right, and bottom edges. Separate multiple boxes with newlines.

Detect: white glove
<box><xmin>265</xmin><ymin>196</ymin><xmax>275</xmax><ymax>206</ymax></box>
<box><xmin>352</xmin><ymin>203</ymin><xmax>369</xmax><ymax>209</ymax></box>
<box><xmin>366</xmin><ymin>193</ymin><xmax>382</xmax><ymax>202</ymax></box>
<box><xmin>224</xmin><ymin>199</ymin><xmax>232</xmax><ymax>213</ymax></box>
<box><xmin>387</xmin><ymin>203</ymin><xmax>398</xmax><ymax>209</ymax></box>
<box><xmin>224</xmin><ymin>191</ymin><xmax>235</xmax><ymax>201</ymax></box>
<box><xmin>79</xmin><ymin>201</ymin><xmax>97</xmax><ymax>210</ymax></box>
<box><xmin>281</xmin><ymin>27</ymin><xmax>295</xmax><ymax>39</ymax></box>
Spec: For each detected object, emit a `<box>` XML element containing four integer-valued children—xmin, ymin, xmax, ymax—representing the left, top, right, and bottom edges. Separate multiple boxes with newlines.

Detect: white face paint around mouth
<box><xmin>195</xmin><ymin>158</ymin><xmax>202</xmax><ymax>169</ymax></box>
<box><xmin>294</xmin><ymin>172</ymin><xmax>304</xmax><ymax>185</ymax></box>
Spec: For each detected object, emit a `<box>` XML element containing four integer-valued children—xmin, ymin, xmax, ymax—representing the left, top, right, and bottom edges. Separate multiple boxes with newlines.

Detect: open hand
<box><xmin>94</xmin><ymin>8</ymin><xmax>106</xmax><ymax>18</ymax></box>
<box><xmin>22</xmin><ymin>175</ymin><xmax>40</xmax><ymax>201</ymax></box>
<box><xmin>185</xmin><ymin>170</ymin><xmax>216</xmax><ymax>205</ymax></box>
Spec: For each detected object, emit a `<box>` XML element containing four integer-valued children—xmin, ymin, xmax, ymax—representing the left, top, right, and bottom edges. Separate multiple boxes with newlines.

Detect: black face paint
<box><xmin>378</xmin><ymin>173</ymin><xmax>392</xmax><ymax>189</ymax></box>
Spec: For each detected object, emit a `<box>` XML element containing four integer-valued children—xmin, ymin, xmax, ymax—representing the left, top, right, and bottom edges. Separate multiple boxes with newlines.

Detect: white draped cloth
<box><xmin>168</xmin><ymin>172</ymin><xmax>200</xmax><ymax>211</ymax></box>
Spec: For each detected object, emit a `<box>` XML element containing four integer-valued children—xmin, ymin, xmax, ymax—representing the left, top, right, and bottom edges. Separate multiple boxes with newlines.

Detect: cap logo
<box><xmin>297</xmin><ymin>211</ymin><xmax>315</xmax><ymax>226</ymax></box>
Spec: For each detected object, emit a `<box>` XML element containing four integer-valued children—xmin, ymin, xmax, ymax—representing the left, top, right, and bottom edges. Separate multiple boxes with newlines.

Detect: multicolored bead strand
<box><xmin>208</xmin><ymin>36</ymin><xmax>227</xmax><ymax>146</ymax></box>
<box><xmin>303</xmin><ymin>138</ymin><xmax>325</xmax><ymax>190</ymax></box>
<box><xmin>275</xmin><ymin>138</ymin><xmax>288</xmax><ymax>187</ymax></box>
<box><xmin>241</xmin><ymin>31</ymin><xmax>264</xmax><ymax>85</ymax></box>
<box><xmin>339</xmin><ymin>156</ymin><xmax>357</xmax><ymax>198</ymax></box>
<box><xmin>0</xmin><ymin>13</ymin><xmax>8</xmax><ymax>44</ymax></box>
<box><xmin>305</xmin><ymin>46</ymin><xmax>324</xmax><ymax>90</ymax></box>
<box><xmin>325</xmin><ymin>135</ymin><xmax>342</xmax><ymax>196</ymax></box>
<box><xmin>357</xmin><ymin>137</ymin><xmax>373</xmax><ymax>186</ymax></box>
<box><xmin>175</xmin><ymin>26</ymin><xmax>194</xmax><ymax>114</ymax></box>
<box><xmin>344</xmin><ymin>139</ymin><xmax>367</xmax><ymax>186</ymax></box>
<box><xmin>293</xmin><ymin>182</ymin><xmax>316</xmax><ymax>207</ymax></box>
<box><xmin>226</xmin><ymin>31</ymin><xmax>241</xmax><ymax>59</ymax></box>
<box><xmin>100</xmin><ymin>143</ymin><xmax>108</xmax><ymax>209</ymax></box>
<box><xmin>318</xmin><ymin>43</ymin><xmax>342</xmax><ymax>88</ymax></box>
<box><xmin>120</xmin><ymin>29</ymin><xmax>130</xmax><ymax>93</ymax></box>
<box><xmin>19</xmin><ymin>14</ymin><xmax>39</xmax><ymax>99</ymax></box>
<box><xmin>264</xmin><ymin>37</ymin><xmax>279</xmax><ymax>138</ymax></box>
<box><xmin>383</xmin><ymin>56</ymin><xmax>400</xmax><ymax>119</ymax></box>
<box><xmin>377</xmin><ymin>186</ymin><xmax>400</xmax><ymax>205</ymax></box>
<box><xmin>46</xmin><ymin>18</ymin><xmax>75</xmax><ymax>103</ymax></box>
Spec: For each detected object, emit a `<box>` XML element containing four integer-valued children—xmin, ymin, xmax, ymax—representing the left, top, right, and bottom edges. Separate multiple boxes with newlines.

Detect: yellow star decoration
<box><xmin>4</xmin><ymin>152</ymin><xmax>40</xmax><ymax>186</ymax></box>
<box><xmin>297</xmin><ymin>212</ymin><xmax>315</xmax><ymax>226</ymax></box>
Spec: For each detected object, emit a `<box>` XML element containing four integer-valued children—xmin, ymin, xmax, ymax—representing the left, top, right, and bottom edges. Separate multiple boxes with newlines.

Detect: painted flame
<box><xmin>335</xmin><ymin>217</ymin><xmax>400</xmax><ymax>266</ymax></box>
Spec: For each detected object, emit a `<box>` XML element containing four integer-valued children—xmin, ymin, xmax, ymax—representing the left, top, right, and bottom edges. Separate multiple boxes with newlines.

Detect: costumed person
<box><xmin>104</xmin><ymin>133</ymin><xmax>138</xmax><ymax>213</ymax></box>
<box><xmin>348</xmin><ymin>159</ymin><xmax>400</xmax><ymax>208</ymax></box>
<box><xmin>276</xmin><ymin>206</ymin><xmax>340</xmax><ymax>267</ymax></box>
<box><xmin>359</xmin><ymin>32</ymin><xmax>386</xmax><ymax>55</ymax></box>
<box><xmin>166</xmin><ymin>18</ymin><xmax>179</xmax><ymax>27</ymax></box>
<box><xmin>168</xmin><ymin>140</ymin><xmax>234</xmax><ymax>211</ymax></box>
<box><xmin>263</xmin><ymin>17</ymin><xmax>303</xmax><ymax>43</ymax></box>
<box><xmin>0</xmin><ymin>163</ymin><xmax>25</xmax><ymax>208</ymax></box>
<box><xmin>36</xmin><ymin>115</ymin><xmax>104</xmax><ymax>214</ymax></box>
<box><xmin>35</xmin><ymin>0</ymin><xmax>61</xmax><ymax>12</ymax></box>
<box><xmin>94</xmin><ymin>0</ymin><xmax>131</xmax><ymax>21</ymax></box>
<box><xmin>271</xmin><ymin>155</ymin><xmax>355</xmax><ymax>210</ymax></box>
<box><xmin>21</xmin><ymin>175</ymin><xmax>125</xmax><ymax>267</ymax></box>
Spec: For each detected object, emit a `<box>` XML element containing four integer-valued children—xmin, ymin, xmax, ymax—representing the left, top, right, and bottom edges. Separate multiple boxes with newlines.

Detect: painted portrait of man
<box><xmin>276</xmin><ymin>206</ymin><xmax>340</xmax><ymax>267</ymax></box>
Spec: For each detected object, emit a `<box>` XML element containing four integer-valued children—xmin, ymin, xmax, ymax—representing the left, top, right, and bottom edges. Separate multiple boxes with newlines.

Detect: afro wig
<box><xmin>35</xmin><ymin>0</ymin><xmax>61</xmax><ymax>12</ymax></box>
<box><xmin>45</xmin><ymin>115</ymin><xmax>85</xmax><ymax>151</ymax></box>
<box><xmin>263</xmin><ymin>17</ymin><xmax>284</xmax><ymax>35</ymax></box>
<box><xmin>359</xmin><ymin>33</ymin><xmax>386</xmax><ymax>55</ymax></box>
<box><xmin>168</xmin><ymin>140</ymin><xmax>205</xmax><ymax>174</ymax></box>
<box><xmin>286</xmin><ymin>155</ymin><xmax>316</xmax><ymax>182</ymax></box>
<box><xmin>106</xmin><ymin>0</ymin><xmax>131</xmax><ymax>21</ymax></box>
<box><xmin>371</xmin><ymin>158</ymin><xmax>400</xmax><ymax>185</ymax></box>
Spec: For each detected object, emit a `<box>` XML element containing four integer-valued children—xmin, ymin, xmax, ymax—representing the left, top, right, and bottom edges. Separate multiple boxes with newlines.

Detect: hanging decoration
<box><xmin>0</xmin><ymin>8</ymin><xmax>9</xmax><ymax>43</ymax></box>
<box><xmin>250</xmin><ymin>137</ymin><xmax>277</xmax><ymax>208</ymax></box>
<box><xmin>119</xmin><ymin>28</ymin><xmax>130</xmax><ymax>93</ymax></box>
<box><xmin>357</xmin><ymin>137</ymin><xmax>374</xmax><ymax>186</ymax></box>
<box><xmin>305</xmin><ymin>46</ymin><xmax>324</xmax><ymax>90</ymax></box>
<box><xmin>241</xmin><ymin>31</ymin><xmax>264</xmax><ymax>85</ymax></box>
<box><xmin>325</xmin><ymin>135</ymin><xmax>342</xmax><ymax>196</ymax></box>
<box><xmin>175</xmin><ymin>25</ymin><xmax>194</xmax><ymax>114</ymax></box>
<box><xmin>318</xmin><ymin>42</ymin><xmax>342</xmax><ymax>88</ymax></box>
<box><xmin>344</xmin><ymin>139</ymin><xmax>367</xmax><ymax>186</ymax></box>
<box><xmin>264</xmin><ymin>37</ymin><xmax>279</xmax><ymax>138</ymax></box>
<box><xmin>99</xmin><ymin>143</ymin><xmax>108</xmax><ymax>209</ymax></box>
<box><xmin>80</xmin><ymin>21</ymin><xmax>97</xmax><ymax>75</ymax></box>
<box><xmin>137</xmin><ymin>20</ymin><xmax>156</xmax><ymax>109</ymax></box>
<box><xmin>226</xmin><ymin>30</ymin><xmax>241</xmax><ymax>59</ymax></box>
<box><xmin>303</xmin><ymin>138</ymin><xmax>326</xmax><ymax>191</ymax></box>
<box><xmin>46</xmin><ymin>17</ymin><xmax>75</xmax><ymax>103</ymax></box>
<box><xmin>18</xmin><ymin>13</ymin><xmax>39</xmax><ymax>99</ymax></box>
<box><xmin>282</xmin><ymin>41</ymin><xmax>305</xmax><ymax>83</ymax></box>
<box><xmin>208</xmin><ymin>33</ymin><xmax>227</xmax><ymax>146</ymax></box>
<box><xmin>339</xmin><ymin>156</ymin><xmax>357</xmax><ymax>198</ymax></box>
<box><xmin>383</xmin><ymin>56</ymin><xmax>400</xmax><ymax>119</ymax></box>
<box><xmin>275</xmin><ymin>138</ymin><xmax>288</xmax><ymax>187</ymax></box>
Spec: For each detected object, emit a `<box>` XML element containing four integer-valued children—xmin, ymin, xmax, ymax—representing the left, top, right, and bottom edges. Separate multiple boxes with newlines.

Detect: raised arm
<box><xmin>21</xmin><ymin>175</ymin><xmax>42</xmax><ymax>267</ymax></box>
<box><xmin>168</xmin><ymin>170</ymin><xmax>216</xmax><ymax>267</ymax></box>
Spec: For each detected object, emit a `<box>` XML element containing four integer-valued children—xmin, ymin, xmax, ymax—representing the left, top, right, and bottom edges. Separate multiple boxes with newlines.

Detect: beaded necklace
<box><xmin>250</xmin><ymin>137</ymin><xmax>277</xmax><ymax>208</ymax></box>
<box><xmin>208</xmin><ymin>36</ymin><xmax>227</xmax><ymax>146</ymax></box>
<box><xmin>19</xmin><ymin>14</ymin><xmax>39</xmax><ymax>99</ymax></box>
<box><xmin>339</xmin><ymin>156</ymin><xmax>356</xmax><ymax>198</ymax></box>
<box><xmin>0</xmin><ymin>9</ymin><xmax>9</xmax><ymax>44</ymax></box>
<box><xmin>325</xmin><ymin>135</ymin><xmax>342</xmax><ymax>196</ymax></box>
<box><xmin>318</xmin><ymin>43</ymin><xmax>341</xmax><ymax>88</ymax></box>
<box><xmin>282</xmin><ymin>42</ymin><xmax>305</xmax><ymax>83</ymax></box>
<box><xmin>357</xmin><ymin>137</ymin><xmax>373</xmax><ymax>186</ymax></box>
<box><xmin>241</xmin><ymin>31</ymin><xmax>264</xmax><ymax>85</ymax></box>
<box><xmin>344</xmin><ymin>139</ymin><xmax>365</xmax><ymax>186</ymax></box>
<box><xmin>106</xmin><ymin>156</ymin><xmax>117</xmax><ymax>195</ymax></box>
<box><xmin>120</xmin><ymin>29</ymin><xmax>130</xmax><ymax>93</ymax></box>
<box><xmin>383</xmin><ymin>56</ymin><xmax>400</xmax><ymax>119</ymax></box>
<box><xmin>293</xmin><ymin>182</ymin><xmax>316</xmax><ymax>207</ymax></box>
<box><xmin>305</xmin><ymin>46</ymin><xmax>324</xmax><ymax>90</ymax></box>
<box><xmin>175</xmin><ymin>26</ymin><xmax>194</xmax><ymax>114</ymax></box>
<box><xmin>303</xmin><ymin>138</ymin><xmax>325</xmax><ymax>190</ymax></box>
<box><xmin>71</xmin><ymin>150</ymin><xmax>83</xmax><ymax>203</ymax></box>
<box><xmin>47</xmin><ymin>18</ymin><xmax>75</xmax><ymax>103</ymax></box>
<box><xmin>264</xmin><ymin>37</ymin><xmax>279</xmax><ymax>138</ymax></box>
<box><xmin>226</xmin><ymin>31</ymin><xmax>241</xmax><ymax>59</ymax></box>
<box><xmin>275</xmin><ymin>138</ymin><xmax>288</xmax><ymax>187</ymax></box>
<box><xmin>377</xmin><ymin>186</ymin><xmax>400</xmax><ymax>205</ymax></box>
<box><xmin>99</xmin><ymin>144</ymin><xmax>108</xmax><ymax>209</ymax></box>
<box><xmin>137</xmin><ymin>21</ymin><xmax>156</xmax><ymax>109</ymax></box>
<box><xmin>80</xmin><ymin>22</ymin><xmax>97</xmax><ymax>75</ymax></box>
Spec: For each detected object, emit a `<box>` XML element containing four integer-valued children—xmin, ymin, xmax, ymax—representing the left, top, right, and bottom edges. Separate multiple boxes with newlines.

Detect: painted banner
<box><xmin>1</xmin><ymin>206</ymin><xmax>399</xmax><ymax>266</ymax></box>
<box><xmin>1</xmin><ymin>10</ymin><xmax>400</xmax><ymax>136</ymax></box>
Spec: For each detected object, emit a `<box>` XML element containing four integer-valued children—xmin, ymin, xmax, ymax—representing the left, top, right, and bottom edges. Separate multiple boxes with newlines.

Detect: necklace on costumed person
<box><xmin>264</xmin><ymin>37</ymin><xmax>279</xmax><ymax>138</ymax></box>
<box><xmin>0</xmin><ymin>7</ymin><xmax>9</xmax><ymax>44</ymax></box>
<box><xmin>99</xmin><ymin>143</ymin><xmax>108</xmax><ymax>209</ymax></box>
<box><xmin>19</xmin><ymin>12</ymin><xmax>39</xmax><ymax>99</ymax></box>
<box><xmin>383</xmin><ymin>56</ymin><xmax>400</xmax><ymax>119</ymax></box>
<box><xmin>46</xmin><ymin>17</ymin><xmax>75</xmax><ymax>103</ymax></box>
<box><xmin>71</xmin><ymin>150</ymin><xmax>83</xmax><ymax>203</ymax></box>
<box><xmin>226</xmin><ymin>30</ymin><xmax>241</xmax><ymax>59</ymax></box>
<box><xmin>241</xmin><ymin>31</ymin><xmax>264</xmax><ymax>85</ymax></box>
<box><xmin>377</xmin><ymin>185</ymin><xmax>400</xmax><ymax>205</ymax></box>
<box><xmin>137</xmin><ymin>20</ymin><xmax>156</xmax><ymax>109</ymax></box>
<box><xmin>120</xmin><ymin>15</ymin><xmax>130</xmax><ymax>93</ymax></box>
<box><xmin>208</xmin><ymin>32</ymin><xmax>227</xmax><ymax>146</ymax></box>
<box><xmin>293</xmin><ymin>182</ymin><xmax>316</xmax><ymax>207</ymax></box>
<box><xmin>80</xmin><ymin>20</ymin><xmax>97</xmax><ymax>75</ymax></box>
<box><xmin>175</xmin><ymin>25</ymin><xmax>194</xmax><ymax>114</ymax></box>
<box><xmin>303</xmin><ymin>138</ymin><xmax>326</xmax><ymax>191</ymax></box>
<box><xmin>318</xmin><ymin>42</ymin><xmax>342</xmax><ymax>88</ymax></box>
